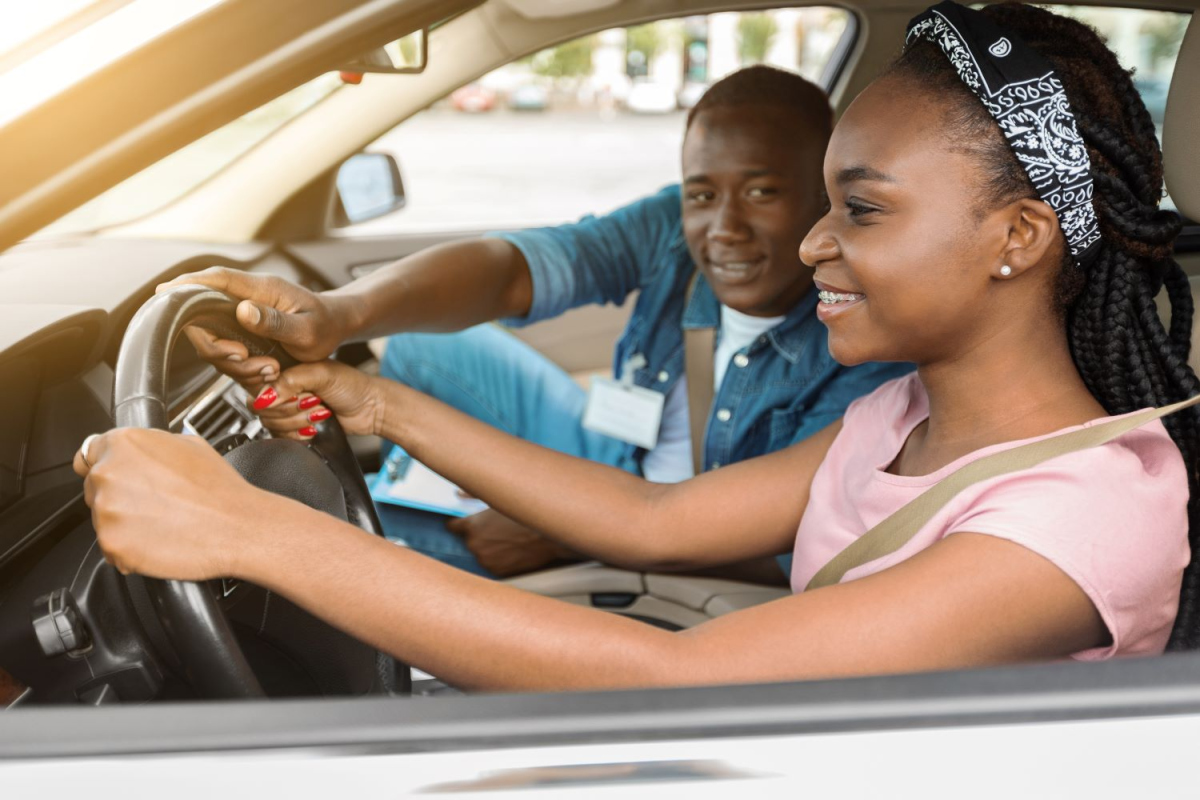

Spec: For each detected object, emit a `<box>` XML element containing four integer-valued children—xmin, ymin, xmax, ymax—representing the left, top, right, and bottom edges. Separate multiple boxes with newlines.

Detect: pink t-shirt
<box><xmin>790</xmin><ymin>373</ymin><xmax>1191</xmax><ymax>660</ymax></box>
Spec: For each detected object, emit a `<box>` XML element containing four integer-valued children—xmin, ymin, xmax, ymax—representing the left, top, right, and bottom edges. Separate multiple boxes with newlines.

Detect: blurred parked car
<box><xmin>508</xmin><ymin>83</ymin><xmax>549</xmax><ymax>111</ymax></box>
<box><xmin>450</xmin><ymin>83</ymin><xmax>496</xmax><ymax>113</ymax></box>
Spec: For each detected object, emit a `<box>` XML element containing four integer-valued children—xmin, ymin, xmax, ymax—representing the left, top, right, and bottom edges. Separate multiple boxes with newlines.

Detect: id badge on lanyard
<box><xmin>581</xmin><ymin>354</ymin><xmax>664</xmax><ymax>450</ymax></box>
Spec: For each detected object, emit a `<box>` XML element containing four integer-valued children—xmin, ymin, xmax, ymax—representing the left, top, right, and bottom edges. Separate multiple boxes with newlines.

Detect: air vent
<box><xmin>191</xmin><ymin>401</ymin><xmax>244</xmax><ymax>441</ymax></box>
<box><xmin>183</xmin><ymin>382</ymin><xmax>262</xmax><ymax>444</ymax></box>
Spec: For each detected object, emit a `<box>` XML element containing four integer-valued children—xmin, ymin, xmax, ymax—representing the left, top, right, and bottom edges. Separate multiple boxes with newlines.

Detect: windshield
<box><xmin>32</xmin><ymin>72</ymin><xmax>344</xmax><ymax>239</ymax></box>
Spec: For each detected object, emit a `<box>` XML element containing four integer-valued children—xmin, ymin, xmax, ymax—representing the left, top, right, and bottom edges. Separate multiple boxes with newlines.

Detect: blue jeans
<box><xmin>376</xmin><ymin>324</ymin><xmax>633</xmax><ymax>576</ymax></box>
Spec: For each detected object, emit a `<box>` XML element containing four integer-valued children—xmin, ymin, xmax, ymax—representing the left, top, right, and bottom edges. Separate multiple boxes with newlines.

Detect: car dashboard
<box><xmin>0</xmin><ymin>237</ymin><xmax>314</xmax><ymax>707</ymax></box>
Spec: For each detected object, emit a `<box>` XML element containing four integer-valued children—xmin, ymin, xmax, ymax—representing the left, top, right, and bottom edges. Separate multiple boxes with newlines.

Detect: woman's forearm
<box><xmin>82</xmin><ymin>428</ymin><xmax>1100</xmax><ymax>694</ymax></box>
<box><xmin>243</xmin><ymin>499</ymin><xmax>967</xmax><ymax>692</ymax></box>
<box><xmin>237</xmin><ymin>496</ymin><xmax>689</xmax><ymax>691</ymax></box>
<box><xmin>366</xmin><ymin>378</ymin><xmax>825</xmax><ymax>571</ymax></box>
<box><xmin>374</xmin><ymin>379</ymin><xmax>691</xmax><ymax>570</ymax></box>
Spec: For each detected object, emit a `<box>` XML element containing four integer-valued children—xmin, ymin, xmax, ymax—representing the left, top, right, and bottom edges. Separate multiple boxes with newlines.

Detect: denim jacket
<box><xmin>492</xmin><ymin>184</ymin><xmax>914</xmax><ymax>474</ymax></box>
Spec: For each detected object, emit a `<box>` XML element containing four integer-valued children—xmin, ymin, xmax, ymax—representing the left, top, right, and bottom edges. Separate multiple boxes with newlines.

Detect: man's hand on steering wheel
<box><xmin>250</xmin><ymin>360</ymin><xmax>386</xmax><ymax>441</ymax></box>
<box><xmin>157</xmin><ymin>267</ymin><xmax>356</xmax><ymax>391</ymax></box>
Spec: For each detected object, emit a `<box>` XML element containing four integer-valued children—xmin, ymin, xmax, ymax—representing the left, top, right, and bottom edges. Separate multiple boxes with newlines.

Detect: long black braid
<box><xmin>892</xmin><ymin>3</ymin><xmax>1200</xmax><ymax>648</ymax></box>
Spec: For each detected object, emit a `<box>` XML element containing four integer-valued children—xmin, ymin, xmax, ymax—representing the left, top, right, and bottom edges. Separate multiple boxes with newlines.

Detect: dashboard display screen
<box><xmin>0</xmin><ymin>356</ymin><xmax>39</xmax><ymax>515</ymax></box>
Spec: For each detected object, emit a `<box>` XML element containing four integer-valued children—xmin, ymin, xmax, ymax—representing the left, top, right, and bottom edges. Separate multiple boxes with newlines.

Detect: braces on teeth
<box><xmin>819</xmin><ymin>290</ymin><xmax>863</xmax><ymax>304</ymax></box>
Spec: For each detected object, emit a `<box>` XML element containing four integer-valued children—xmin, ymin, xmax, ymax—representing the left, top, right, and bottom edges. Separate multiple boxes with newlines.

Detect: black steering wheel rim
<box><xmin>112</xmin><ymin>284</ymin><xmax>394</xmax><ymax>698</ymax></box>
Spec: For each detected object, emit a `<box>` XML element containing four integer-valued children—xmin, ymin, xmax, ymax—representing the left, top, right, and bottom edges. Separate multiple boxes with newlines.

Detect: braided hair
<box><xmin>890</xmin><ymin>3</ymin><xmax>1200</xmax><ymax>648</ymax></box>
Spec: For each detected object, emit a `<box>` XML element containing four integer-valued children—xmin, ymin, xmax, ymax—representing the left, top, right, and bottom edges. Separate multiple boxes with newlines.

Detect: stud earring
<box><xmin>1000</xmin><ymin>265</ymin><xmax>1013</xmax><ymax>277</ymax></box>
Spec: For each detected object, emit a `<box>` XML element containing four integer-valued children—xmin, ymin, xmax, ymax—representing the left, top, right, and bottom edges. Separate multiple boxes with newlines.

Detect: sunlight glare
<box><xmin>0</xmin><ymin>0</ymin><xmax>99</xmax><ymax>58</ymax></box>
<box><xmin>0</xmin><ymin>0</ymin><xmax>228</xmax><ymax>129</ymax></box>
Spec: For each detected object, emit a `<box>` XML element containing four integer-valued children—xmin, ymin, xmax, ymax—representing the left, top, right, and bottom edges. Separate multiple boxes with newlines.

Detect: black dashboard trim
<box><xmin>0</xmin><ymin>308</ymin><xmax>107</xmax><ymax>385</ymax></box>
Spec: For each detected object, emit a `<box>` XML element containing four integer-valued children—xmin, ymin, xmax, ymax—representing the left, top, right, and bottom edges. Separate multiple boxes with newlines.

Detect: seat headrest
<box><xmin>1164</xmin><ymin>17</ymin><xmax>1200</xmax><ymax>221</ymax></box>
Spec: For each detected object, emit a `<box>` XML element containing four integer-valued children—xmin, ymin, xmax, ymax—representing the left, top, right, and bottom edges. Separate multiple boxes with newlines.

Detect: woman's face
<box><xmin>800</xmin><ymin>76</ymin><xmax>1014</xmax><ymax>366</ymax></box>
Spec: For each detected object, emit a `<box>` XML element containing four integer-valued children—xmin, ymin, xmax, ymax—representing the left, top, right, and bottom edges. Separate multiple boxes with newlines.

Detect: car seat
<box><xmin>1163</xmin><ymin>16</ymin><xmax>1200</xmax><ymax>372</ymax></box>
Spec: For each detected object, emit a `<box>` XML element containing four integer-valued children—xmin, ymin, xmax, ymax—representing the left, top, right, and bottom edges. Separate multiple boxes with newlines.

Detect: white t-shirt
<box><xmin>641</xmin><ymin>305</ymin><xmax>786</xmax><ymax>483</ymax></box>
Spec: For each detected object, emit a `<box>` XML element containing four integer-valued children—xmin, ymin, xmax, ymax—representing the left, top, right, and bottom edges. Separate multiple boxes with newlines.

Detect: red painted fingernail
<box><xmin>298</xmin><ymin>395</ymin><xmax>322</xmax><ymax>410</ymax></box>
<box><xmin>299</xmin><ymin>426</ymin><xmax>317</xmax><ymax>438</ymax></box>
<box><xmin>253</xmin><ymin>386</ymin><xmax>278</xmax><ymax>410</ymax></box>
<box><xmin>309</xmin><ymin>408</ymin><xmax>331</xmax><ymax>422</ymax></box>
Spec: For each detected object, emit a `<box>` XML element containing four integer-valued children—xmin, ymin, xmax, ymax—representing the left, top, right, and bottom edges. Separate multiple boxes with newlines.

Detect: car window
<box><xmin>1036</xmin><ymin>6</ymin><xmax>1190</xmax><ymax>213</ymax></box>
<box><xmin>340</xmin><ymin>8</ymin><xmax>854</xmax><ymax>236</ymax></box>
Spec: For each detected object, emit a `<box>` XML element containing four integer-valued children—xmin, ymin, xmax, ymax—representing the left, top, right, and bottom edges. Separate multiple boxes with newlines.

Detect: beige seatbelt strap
<box><xmin>683</xmin><ymin>274</ymin><xmax>716</xmax><ymax>474</ymax></box>
<box><xmin>806</xmin><ymin>392</ymin><xmax>1200</xmax><ymax>592</ymax></box>
<box><xmin>685</xmin><ymin>328</ymin><xmax>716</xmax><ymax>474</ymax></box>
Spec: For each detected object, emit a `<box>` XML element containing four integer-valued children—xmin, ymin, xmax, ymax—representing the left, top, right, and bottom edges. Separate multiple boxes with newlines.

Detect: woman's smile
<box><xmin>814</xmin><ymin>278</ymin><xmax>866</xmax><ymax>322</ymax></box>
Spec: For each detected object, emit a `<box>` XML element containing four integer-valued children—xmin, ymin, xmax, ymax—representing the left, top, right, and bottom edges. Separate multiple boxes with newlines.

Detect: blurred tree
<box><xmin>737</xmin><ymin>13</ymin><xmax>778</xmax><ymax>64</ymax></box>
<box><xmin>1141</xmin><ymin>13</ymin><xmax>1188</xmax><ymax>71</ymax></box>
<box><xmin>627</xmin><ymin>23</ymin><xmax>665</xmax><ymax>67</ymax></box>
<box><xmin>531</xmin><ymin>35</ymin><xmax>596</xmax><ymax>78</ymax></box>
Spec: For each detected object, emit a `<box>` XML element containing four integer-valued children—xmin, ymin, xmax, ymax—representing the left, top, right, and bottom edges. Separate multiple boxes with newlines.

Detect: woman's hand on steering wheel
<box><xmin>250</xmin><ymin>360</ymin><xmax>385</xmax><ymax>440</ymax></box>
<box><xmin>73</xmin><ymin>429</ymin><xmax>269</xmax><ymax>581</ymax></box>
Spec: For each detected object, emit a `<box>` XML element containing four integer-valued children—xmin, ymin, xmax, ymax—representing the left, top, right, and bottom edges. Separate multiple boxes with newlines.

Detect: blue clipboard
<box><xmin>368</xmin><ymin>447</ymin><xmax>487</xmax><ymax>518</ymax></box>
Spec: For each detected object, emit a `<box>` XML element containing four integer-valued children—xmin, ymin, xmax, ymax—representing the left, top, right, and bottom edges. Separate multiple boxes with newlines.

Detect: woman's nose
<box><xmin>799</xmin><ymin>214</ymin><xmax>837</xmax><ymax>267</ymax></box>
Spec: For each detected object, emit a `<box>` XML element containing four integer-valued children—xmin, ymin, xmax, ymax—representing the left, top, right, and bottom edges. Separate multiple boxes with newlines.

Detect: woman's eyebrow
<box><xmin>836</xmin><ymin>165</ymin><xmax>898</xmax><ymax>186</ymax></box>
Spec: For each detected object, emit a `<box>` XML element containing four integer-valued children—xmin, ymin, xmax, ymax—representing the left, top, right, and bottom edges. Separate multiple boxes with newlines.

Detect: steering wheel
<box><xmin>112</xmin><ymin>284</ymin><xmax>406</xmax><ymax>698</ymax></box>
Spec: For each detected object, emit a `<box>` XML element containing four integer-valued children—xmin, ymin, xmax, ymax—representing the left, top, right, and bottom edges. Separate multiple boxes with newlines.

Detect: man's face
<box><xmin>680</xmin><ymin>105</ymin><xmax>827</xmax><ymax>317</ymax></box>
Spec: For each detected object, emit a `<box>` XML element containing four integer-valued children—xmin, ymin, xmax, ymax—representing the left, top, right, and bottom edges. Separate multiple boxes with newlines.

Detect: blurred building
<box><xmin>483</xmin><ymin>8</ymin><xmax>851</xmax><ymax>110</ymax></box>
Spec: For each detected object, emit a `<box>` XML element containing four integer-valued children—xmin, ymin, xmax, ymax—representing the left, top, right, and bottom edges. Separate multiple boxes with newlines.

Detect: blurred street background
<box><xmin>25</xmin><ymin>5</ymin><xmax>1188</xmax><ymax>238</ymax></box>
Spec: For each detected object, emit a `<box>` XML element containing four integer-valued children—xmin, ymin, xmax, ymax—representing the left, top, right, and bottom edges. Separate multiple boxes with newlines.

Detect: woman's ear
<box><xmin>994</xmin><ymin>197</ymin><xmax>1061</xmax><ymax>280</ymax></box>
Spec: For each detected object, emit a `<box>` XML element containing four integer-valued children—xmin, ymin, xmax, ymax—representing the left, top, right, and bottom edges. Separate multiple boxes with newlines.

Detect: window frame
<box><xmin>5</xmin><ymin>650</ymin><xmax>1200</xmax><ymax>759</ymax></box>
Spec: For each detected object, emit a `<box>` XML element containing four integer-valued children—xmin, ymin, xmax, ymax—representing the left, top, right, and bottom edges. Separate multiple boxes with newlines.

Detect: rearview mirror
<box><xmin>333</xmin><ymin>152</ymin><xmax>406</xmax><ymax>226</ymax></box>
<box><xmin>338</xmin><ymin>29</ymin><xmax>427</xmax><ymax>76</ymax></box>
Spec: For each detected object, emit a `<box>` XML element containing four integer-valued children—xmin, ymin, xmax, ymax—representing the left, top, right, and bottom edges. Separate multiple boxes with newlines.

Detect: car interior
<box><xmin>0</xmin><ymin>0</ymin><xmax>1197</xmax><ymax>714</ymax></box>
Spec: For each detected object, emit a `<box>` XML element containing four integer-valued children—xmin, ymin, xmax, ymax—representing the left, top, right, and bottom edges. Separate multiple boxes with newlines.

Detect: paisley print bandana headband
<box><xmin>906</xmin><ymin>1</ymin><xmax>1101</xmax><ymax>266</ymax></box>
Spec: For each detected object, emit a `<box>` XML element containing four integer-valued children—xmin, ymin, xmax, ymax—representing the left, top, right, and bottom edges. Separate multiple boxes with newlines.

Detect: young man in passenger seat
<box><xmin>165</xmin><ymin>66</ymin><xmax>913</xmax><ymax>580</ymax></box>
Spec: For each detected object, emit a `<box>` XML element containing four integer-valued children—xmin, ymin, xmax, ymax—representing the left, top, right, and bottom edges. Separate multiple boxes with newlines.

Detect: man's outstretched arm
<box><xmin>158</xmin><ymin>237</ymin><xmax>533</xmax><ymax>385</ymax></box>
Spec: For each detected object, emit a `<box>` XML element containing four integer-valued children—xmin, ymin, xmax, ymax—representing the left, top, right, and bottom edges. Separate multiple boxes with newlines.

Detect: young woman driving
<box><xmin>76</xmin><ymin>1</ymin><xmax>1200</xmax><ymax>690</ymax></box>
